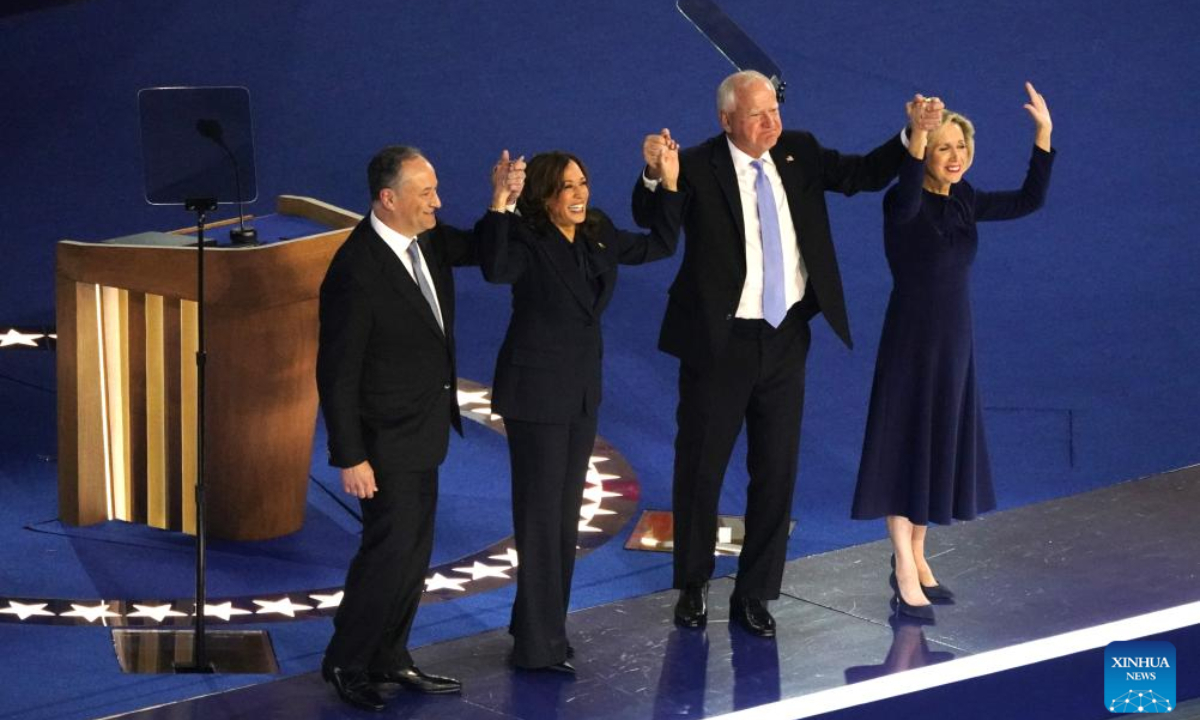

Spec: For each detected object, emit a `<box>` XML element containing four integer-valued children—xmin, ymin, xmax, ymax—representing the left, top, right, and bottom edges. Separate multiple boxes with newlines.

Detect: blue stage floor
<box><xmin>111</xmin><ymin>464</ymin><xmax>1200</xmax><ymax>719</ymax></box>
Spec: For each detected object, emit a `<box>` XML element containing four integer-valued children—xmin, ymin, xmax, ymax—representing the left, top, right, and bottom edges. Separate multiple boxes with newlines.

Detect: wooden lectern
<box><xmin>56</xmin><ymin>196</ymin><xmax>362</xmax><ymax>541</ymax></box>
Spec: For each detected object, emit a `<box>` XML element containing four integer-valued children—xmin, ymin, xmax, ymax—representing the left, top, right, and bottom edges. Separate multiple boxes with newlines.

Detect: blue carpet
<box><xmin>2</xmin><ymin>0</ymin><xmax>1198</xmax><ymax>718</ymax></box>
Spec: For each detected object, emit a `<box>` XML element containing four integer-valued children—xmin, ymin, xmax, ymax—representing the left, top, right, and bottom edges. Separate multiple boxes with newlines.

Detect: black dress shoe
<box><xmin>729</xmin><ymin>596</ymin><xmax>776</xmax><ymax>637</ymax></box>
<box><xmin>322</xmin><ymin>664</ymin><xmax>385</xmax><ymax>711</ymax></box>
<box><xmin>674</xmin><ymin>582</ymin><xmax>708</xmax><ymax>628</ymax></box>
<box><xmin>543</xmin><ymin>659</ymin><xmax>576</xmax><ymax>674</ymax></box>
<box><xmin>369</xmin><ymin>665</ymin><xmax>461</xmax><ymax>694</ymax></box>
<box><xmin>513</xmin><ymin>657</ymin><xmax>576</xmax><ymax>675</ymax></box>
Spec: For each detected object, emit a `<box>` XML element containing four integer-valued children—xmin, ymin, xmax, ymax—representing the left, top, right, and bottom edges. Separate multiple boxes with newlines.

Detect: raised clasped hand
<box><xmin>491</xmin><ymin>149</ymin><xmax>527</xmax><ymax>208</ymax></box>
<box><xmin>642</xmin><ymin>128</ymin><xmax>678</xmax><ymax>181</ymax></box>
<box><xmin>906</xmin><ymin>94</ymin><xmax>945</xmax><ymax>134</ymax></box>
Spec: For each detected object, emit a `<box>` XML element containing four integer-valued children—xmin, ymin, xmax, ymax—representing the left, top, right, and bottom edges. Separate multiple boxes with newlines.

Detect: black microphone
<box><xmin>195</xmin><ymin>118</ymin><xmax>257</xmax><ymax>245</ymax></box>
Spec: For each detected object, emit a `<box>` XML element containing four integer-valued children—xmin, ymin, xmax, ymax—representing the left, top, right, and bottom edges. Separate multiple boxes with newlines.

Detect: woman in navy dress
<box><xmin>851</xmin><ymin>82</ymin><xmax>1055</xmax><ymax>619</ymax></box>
<box><xmin>476</xmin><ymin>146</ymin><xmax>681</xmax><ymax>672</ymax></box>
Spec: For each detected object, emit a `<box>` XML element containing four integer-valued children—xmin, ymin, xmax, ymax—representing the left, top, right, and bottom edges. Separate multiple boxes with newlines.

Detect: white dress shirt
<box><xmin>643</xmin><ymin>130</ymin><xmax>910</xmax><ymax>319</ymax></box>
<box><xmin>641</xmin><ymin>138</ymin><xmax>812</xmax><ymax>321</ymax></box>
<box><xmin>370</xmin><ymin>211</ymin><xmax>445</xmax><ymax>328</ymax></box>
<box><xmin>724</xmin><ymin>137</ymin><xmax>808</xmax><ymax>320</ymax></box>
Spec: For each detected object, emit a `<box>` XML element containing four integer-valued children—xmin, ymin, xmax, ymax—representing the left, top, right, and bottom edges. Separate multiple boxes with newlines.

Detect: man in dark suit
<box><xmin>317</xmin><ymin>145</ymin><xmax>522</xmax><ymax>710</ymax></box>
<box><xmin>632</xmin><ymin>71</ymin><xmax>943</xmax><ymax>636</ymax></box>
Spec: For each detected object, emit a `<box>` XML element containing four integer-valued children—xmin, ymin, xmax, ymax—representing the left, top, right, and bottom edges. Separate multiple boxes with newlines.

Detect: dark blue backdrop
<box><xmin>1</xmin><ymin>1</ymin><xmax>1198</xmax><ymax>718</ymax></box>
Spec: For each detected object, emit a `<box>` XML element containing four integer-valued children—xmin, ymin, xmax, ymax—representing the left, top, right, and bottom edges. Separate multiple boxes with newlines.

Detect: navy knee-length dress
<box><xmin>851</xmin><ymin>146</ymin><xmax>1054</xmax><ymax>525</ymax></box>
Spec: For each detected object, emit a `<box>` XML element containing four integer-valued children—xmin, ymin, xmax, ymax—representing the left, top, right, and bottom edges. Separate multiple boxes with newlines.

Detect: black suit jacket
<box><xmin>316</xmin><ymin>217</ymin><xmax>476</xmax><ymax>473</ymax></box>
<box><xmin>632</xmin><ymin>130</ymin><xmax>906</xmax><ymax>368</ymax></box>
<box><xmin>476</xmin><ymin>197</ymin><xmax>682</xmax><ymax>423</ymax></box>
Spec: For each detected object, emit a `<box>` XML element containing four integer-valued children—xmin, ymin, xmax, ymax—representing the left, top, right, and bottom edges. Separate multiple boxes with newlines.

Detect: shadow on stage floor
<box><xmin>114</xmin><ymin>464</ymin><xmax>1200</xmax><ymax>720</ymax></box>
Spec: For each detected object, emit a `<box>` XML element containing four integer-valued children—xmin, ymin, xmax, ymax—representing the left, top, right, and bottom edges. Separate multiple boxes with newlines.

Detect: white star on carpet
<box><xmin>580</xmin><ymin>503</ymin><xmax>615</xmax><ymax>521</ymax></box>
<box><xmin>60</xmin><ymin>603</ymin><xmax>121</xmax><ymax>623</ymax></box>
<box><xmin>488</xmin><ymin>547</ymin><xmax>520</xmax><ymax>567</ymax></box>
<box><xmin>582</xmin><ymin>485</ymin><xmax>623</xmax><ymax>502</ymax></box>
<box><xmin>470</xmin><ymin>409</ymin><xmax>504</xmax><ymax>422</ymax></box>
<box><xmin>0</xmin><ymin>601</ymin><xmax>54</xmax><ymax>620</ymax></box>
<box><xmin>577</xmin><ymin>519</ymin><xmax>603</xmax><ymax>533</ymax></box>
<box><xmin>456</xmin><ymin>389</ymin><xmax>492</xmax><ymax>408</ymax></box>
<box><xmin>0</xmin><ymin>329</ymin><xmax>43</xmax><ymax>348</ymax></box>
<box><xmin>253</xmin><ymin>597</ymin><xmax>314</xmax><ymax>618</ymax></box>
<box><xmin>201</xmin><ymin>602</ymin><xmax>253</xmax><ymax>621</ymax></box>
<box><xmin>453</xmin><ymin>561</ymin><xmax>511</xmax><ymax>580</ymax></box>
<box><xmin>127</xmin><ymin>604</ymin><xmax>187</xmax><ymax>622</ymax></box>
<box><xmin>586</xmin><ymin>462</ymin><xmax>621</xmax><ymax>484</ymax></box>
<box><xmin>309</xmin><ymin>591</ymin><xmax>344</xmax><ymax>609</ymax></box>
<box><xmin>424</xmin><ymin>573</ymin><xmax>468</xmax><ymax>592</ymax></box>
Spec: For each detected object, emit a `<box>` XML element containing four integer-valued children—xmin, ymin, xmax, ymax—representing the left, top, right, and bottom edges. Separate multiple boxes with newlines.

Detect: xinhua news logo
<box><xmin>1105</xmin><ymin>640</ymin><xmax>1176</xmax><ymax>713</ymax></box>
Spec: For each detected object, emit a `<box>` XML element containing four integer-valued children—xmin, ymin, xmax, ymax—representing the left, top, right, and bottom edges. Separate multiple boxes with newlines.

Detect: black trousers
<box><xmin>324</xmin><ymin>466</ymin><xmax>437</xmax><ymax>672</ymax></box>
<box><xmin>672</xmin><ymin>303</ymin><xmax>814</xmax><ymax>599</ymax></box>
<box><xmin>504</xmin><ymin>413</ymin><xmax>597</xmax><ymax>668</ymax></box>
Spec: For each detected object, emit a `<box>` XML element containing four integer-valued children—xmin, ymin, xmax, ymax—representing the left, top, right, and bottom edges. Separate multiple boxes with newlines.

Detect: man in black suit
<box><xmin>633</xmin><ymin>71</ymin><xmax>943</xmax><ymax>636</ymax></box>
<box><xmin>317</xmin><ymin>145</ymin><xmax>522</xmax><ymax>710</ymax></box>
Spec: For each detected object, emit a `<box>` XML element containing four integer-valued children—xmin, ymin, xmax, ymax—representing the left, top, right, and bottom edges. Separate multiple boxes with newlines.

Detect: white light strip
<box><xmin>707</xmin><ymin>601</ymin><xmax>1200</xmax><ymax>720</ymax></box>
<box><xmin>95</xmin><ymin>284</ymin><xmax>114</xmax><ymax>519</ymax></box>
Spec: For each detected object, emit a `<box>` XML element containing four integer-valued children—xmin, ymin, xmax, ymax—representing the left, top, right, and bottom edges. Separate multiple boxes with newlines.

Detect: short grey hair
<box><xmin>716</xmin><ymin>70</ymin><xmax>775</xmax><ymax>114</ymax></box>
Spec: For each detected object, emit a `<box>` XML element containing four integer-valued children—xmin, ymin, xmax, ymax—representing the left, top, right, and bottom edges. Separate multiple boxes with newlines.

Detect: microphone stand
<box><xmin>196</xmin><ymin>118</ymin><xmax>257</xmax><ymax>245</ymax></box>
<box><xmin>176</xmin><ymin>196</ymin><xmax>218</xmax><ymax>674</ymax></box>
<box><xmin>224</xmin><ymin>150</ymin><xmax>258</xmax><ymax>246</ymax></box>
<box><xmin>117</xmin><ymin>87</ymin><xmax>277</xmax><ymax>676</ymax></box>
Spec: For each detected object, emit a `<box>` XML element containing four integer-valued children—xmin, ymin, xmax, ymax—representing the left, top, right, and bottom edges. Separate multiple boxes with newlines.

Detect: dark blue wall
<box><xmin>2</xmin><ymin>0</ymin><xmax>1198</xmax><ymax>544</ymax></box>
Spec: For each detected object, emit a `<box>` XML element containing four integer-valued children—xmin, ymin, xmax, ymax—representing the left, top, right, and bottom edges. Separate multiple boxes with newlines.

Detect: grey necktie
<box><xmin>406</xmin><ymin>241</ymin><xmax>444</xmax><ymax>333</ymax></box>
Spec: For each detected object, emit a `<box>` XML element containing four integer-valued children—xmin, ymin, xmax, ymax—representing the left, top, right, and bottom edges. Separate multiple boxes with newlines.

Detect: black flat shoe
<box><xmin>369</xmin><ymin>665</ymin><xmax>461</xmax><ymax>694</ymax></box>
<box><xmin>729</xmin><ymin>596</ymin><xmax>776</xmax><ymax>638</ymax></box>
<box><xmin>323</xmin><ymin>664</ymin><xmax>386</xmax><ymax>711</ymax></box>
<box><xmin>674</xmin><ymin>582</ymin><xmax>708</xmax><ymax>628</ymax></box>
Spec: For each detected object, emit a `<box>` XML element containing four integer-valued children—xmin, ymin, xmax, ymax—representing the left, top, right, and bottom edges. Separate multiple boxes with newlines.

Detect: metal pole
<box><xmin>178</xmin><ymin>199</ymin><xmax>215</xmax><ymax>673</ymax></box>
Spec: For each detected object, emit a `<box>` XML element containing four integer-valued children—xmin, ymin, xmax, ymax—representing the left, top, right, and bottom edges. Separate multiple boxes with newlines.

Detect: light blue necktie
<box><xmin>407</xmin><ymin>241</ymin><xmax>444</xmax><ymax>333</ymax></box>
<box><xmin>752</xmin><ymin>159</ymin><xmax>787</xmax><ymax>327</ymax></box>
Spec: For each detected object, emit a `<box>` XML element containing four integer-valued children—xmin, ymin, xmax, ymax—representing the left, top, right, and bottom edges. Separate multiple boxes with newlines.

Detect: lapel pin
<box><xmin>786</xmin><ymin>155</ymin><xmax>794</xmax><ymax>163</ymax></box>
<box><xmin>598</xmin><ymin>242</ymin><xmax>606</xmax><ymax>249</ymax></box>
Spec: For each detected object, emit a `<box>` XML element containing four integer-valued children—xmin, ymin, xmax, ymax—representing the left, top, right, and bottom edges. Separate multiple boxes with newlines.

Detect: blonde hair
<box><xmin>933</xmin><ymin>110</ymin><xmax>976</xmax><ymax>163</ymax></box>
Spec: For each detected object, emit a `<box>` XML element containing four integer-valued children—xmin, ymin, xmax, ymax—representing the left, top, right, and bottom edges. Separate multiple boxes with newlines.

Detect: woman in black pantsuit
<box><xmin>476</xmin><ymin>147</ymin><xmax>681</xmax><ymax>672</ymax></box>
